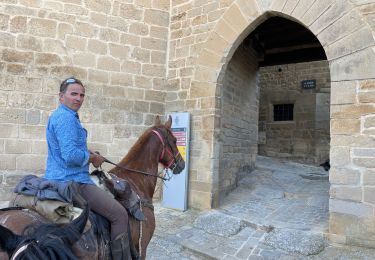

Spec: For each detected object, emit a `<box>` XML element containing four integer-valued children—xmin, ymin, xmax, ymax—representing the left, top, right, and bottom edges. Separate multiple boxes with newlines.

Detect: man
<box><xmin>44</xmin><ymin>77</ymin><xmax>131</xmax><ymax>259</ymax></box>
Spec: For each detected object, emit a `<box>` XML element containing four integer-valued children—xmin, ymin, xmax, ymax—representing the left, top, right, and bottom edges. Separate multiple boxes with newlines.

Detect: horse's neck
<box><xmin>118</xmin><ymin>138</ymin><xmax>161</xmax><ymax>199</ymax></box>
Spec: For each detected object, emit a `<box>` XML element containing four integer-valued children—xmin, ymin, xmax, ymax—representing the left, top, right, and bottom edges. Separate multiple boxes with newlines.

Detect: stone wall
<box><xmin>0</xmin><ymin>0</ymin><xmax>169</xmax><ymax>204</ymax></box>
<box><xmin>217</xmin><ymin>44</ymin><xmax>259</xmax><ymax>200</ymax></box>
<box><xmin>258</xmin><ymin>61</ymin><xmax>330</xmax><ymax>165</ymax></box>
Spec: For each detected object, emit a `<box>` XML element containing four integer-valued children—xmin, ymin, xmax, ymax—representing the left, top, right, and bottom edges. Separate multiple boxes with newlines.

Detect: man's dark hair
<box><xmin>60</xmin><ymin>77</ymin><xmax>84</xmax><ymax>93</ymax></box>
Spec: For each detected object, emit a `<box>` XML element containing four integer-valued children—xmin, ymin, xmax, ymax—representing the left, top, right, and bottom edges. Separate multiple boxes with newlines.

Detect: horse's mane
<box><xmin>13</xmin><ymin>223</ymin><xmax>80</xmax><ymax>260</ymax></box>
<box><xmin>119</xmin><ymin>125</ymin><xmax>164</xmax><ymax>165</ymax></box>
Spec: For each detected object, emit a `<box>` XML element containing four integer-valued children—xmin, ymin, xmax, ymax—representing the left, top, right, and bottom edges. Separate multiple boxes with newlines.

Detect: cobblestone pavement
<box><xmin>146</xmin><ymin>156</ymin><xmax>375</xmax><ymax>259</ymax></box>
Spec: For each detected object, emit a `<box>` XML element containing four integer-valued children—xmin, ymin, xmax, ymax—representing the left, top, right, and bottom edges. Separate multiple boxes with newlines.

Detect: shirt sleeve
<box><xmin>53</xmin><ymin>114</ymin><xmax>89</xmax><ymax>167</ymax></box>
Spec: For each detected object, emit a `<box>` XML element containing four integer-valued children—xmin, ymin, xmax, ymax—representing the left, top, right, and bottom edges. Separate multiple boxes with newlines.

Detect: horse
<box><xmin>0</xmin><ymin>115</ymin><xmax>185</xmax><ymax>260</ymax></box>
<box><xmin>0</xmin><ymin>205</ymin><xmax>89</xmax><ymax>260</ymax></box>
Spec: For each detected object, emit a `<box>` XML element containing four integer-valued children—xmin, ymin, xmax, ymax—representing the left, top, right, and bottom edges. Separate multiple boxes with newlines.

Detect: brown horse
<box><xmin>0</xmin><ymin>115</ymin><xmax>185</xmax><ymax>260</ymax></box>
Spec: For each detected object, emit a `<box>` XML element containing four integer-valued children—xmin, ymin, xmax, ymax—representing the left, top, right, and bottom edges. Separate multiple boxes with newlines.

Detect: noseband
<box><xmin>152</xmin><ymin>129</ymin><xmax>182</xmax><ymax>172</ymax></box>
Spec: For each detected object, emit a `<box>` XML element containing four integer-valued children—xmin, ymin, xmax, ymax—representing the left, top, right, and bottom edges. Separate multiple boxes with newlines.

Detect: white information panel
<box><xmin>162</xmin><ymin>112</ymin><xmax>190</xmax><ymax>211</ymax></box>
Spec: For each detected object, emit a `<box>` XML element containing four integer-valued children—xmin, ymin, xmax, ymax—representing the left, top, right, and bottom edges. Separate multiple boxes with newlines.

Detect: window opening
<box><xmin>273</xmin><ymin>104</ymin><xmax>294</xmax><ymax>121</ymax></box>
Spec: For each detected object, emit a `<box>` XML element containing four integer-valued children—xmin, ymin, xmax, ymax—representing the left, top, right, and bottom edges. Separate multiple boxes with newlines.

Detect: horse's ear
<box><xmin>0</xmin><ymin>225</ymin><xmax>20</xmax><ymax>255</ymax></box>
<box><xmin>165</xmin><ymin>115</ymin><xmax>172</xmax><ymax>129</ymax></box>
<box><xmin>155</xmin><ymin>115</ymin><xmax>161</xmax><ymax>126</ymax></box>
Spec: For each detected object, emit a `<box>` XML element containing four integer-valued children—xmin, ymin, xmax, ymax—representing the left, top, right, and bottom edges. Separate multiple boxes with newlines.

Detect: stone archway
<box><xmin>189</xmin><ymin>0</ymin><xmax>375</xmax><ymax>248</ymax></box>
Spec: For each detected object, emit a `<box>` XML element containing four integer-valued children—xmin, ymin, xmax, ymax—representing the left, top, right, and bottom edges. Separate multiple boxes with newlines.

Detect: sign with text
<box><xmin>162</xmin><ymin>112</ymin><xmax>190</xmax><ymax>211</ymax></box>
<box><xmin>301</xmin><ymin>79</ymin><xmax>316</xmax><ymax>89</ymax></box>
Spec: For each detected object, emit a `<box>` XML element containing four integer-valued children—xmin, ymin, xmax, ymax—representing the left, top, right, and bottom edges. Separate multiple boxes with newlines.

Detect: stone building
<box><xmin>0</xmin><ymin>0</ymin><xmax>375</xmax><ymax>249</ymax></box>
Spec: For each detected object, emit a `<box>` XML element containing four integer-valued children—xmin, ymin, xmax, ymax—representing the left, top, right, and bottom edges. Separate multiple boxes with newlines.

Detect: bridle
<box><xmin>152</xmin><ymin>128</ymin><xmax>183</xmax><ymax>173</ymax></box>
<box><xmin>99</xmin><ymin>128</ymin><xmax>182</xmax><ymax>181</ymax></box>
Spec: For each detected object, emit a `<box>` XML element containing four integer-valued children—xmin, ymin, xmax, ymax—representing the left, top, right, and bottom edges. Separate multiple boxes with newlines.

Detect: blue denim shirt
<box><xmin>45</xmin><ymin>104</ymin><xmax>93</xmax><ymax>184</ymax></box>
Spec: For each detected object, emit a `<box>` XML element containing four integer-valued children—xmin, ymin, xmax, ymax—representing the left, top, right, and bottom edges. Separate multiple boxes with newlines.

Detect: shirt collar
<box><xmin>59</xmin><ymin>104</ymin><xmax>79</xmax><ymax>118</ymax></box>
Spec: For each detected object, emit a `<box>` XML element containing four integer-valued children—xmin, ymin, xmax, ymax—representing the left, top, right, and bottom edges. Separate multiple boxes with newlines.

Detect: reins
<box><xmin>95</xmin><ymin>128</ymin><xmax>179</xmax><ymax>181</ymax></box>
<box><xmin>100</xmin><ymin>156</ymin><xmax>171</xmax><ymax>181</ymax></box>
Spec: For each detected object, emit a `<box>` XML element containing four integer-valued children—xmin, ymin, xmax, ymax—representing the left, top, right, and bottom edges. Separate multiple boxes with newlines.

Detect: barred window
<box><xmin>273</xmin><ymin>104</ymin><xmax>294</xmax><ymax>121</ymax></box>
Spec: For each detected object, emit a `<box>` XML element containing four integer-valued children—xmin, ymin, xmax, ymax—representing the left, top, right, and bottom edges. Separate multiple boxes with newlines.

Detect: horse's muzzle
<box><xmin>172</xmin><ymin>159</ymin><xmax>185</xmax><ymax>174</ymax></box>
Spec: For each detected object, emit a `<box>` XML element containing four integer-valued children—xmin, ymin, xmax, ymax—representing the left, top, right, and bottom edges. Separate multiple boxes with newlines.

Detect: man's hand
<box><xmin>89</xmin><ymin>150</ymin><xmax>105</xmax><ymax>168</ymax></box>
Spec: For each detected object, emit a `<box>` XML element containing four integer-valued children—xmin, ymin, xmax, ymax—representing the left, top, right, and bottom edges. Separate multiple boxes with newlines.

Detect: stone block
<box><xmin>109</xmin><ymin>43</ymin><xmax>129</xmax><ymax>59</ymax></box>
<box><xmin>190</xmin><ymin>81</ymin><xmax>216</xmax><ymax>98</ymax></box>
<box><xmin>329</xmin><ymin>167</ymin><xmax>360</xmax><ymax>185</ymax></box>
<box><xmin>131</xmin><ymin>47</ymin><xmax>150</xmax><ymax>62</ymax></box>
<box><xmin>34</xmin><ymin>95</ymin><xmax>57</xmax><ymax>110</ymax></box>
<box><xmin>151</xmin><ymin>51</ymin><xmax>166</xmax><ymax>64</ymax></box>
<box><xmin>205</xmin><ymin>32</ymin><xmax>229</xmax><ymax>56</ymax></box>
<box><xmin>363</xmin><ymin>169</ymin><xmax>375</xmax><ymax>185</ymax></box>
<box><xmin>214</xmin><ymin>19</ymin><xmax>238</xmax><ymax>44</ymax></box>
<box><xmin>330</xmin><ymin>186</ymin><xmax>362</xmax><ymax>202</ymax></box>
<box><xmin>64</xmin><ymin>3</ymin><xmax>88</xmax><ymax>15</ymax></box>
<box><xmin>0</xmin><ymin>155</ymin><xmax>16</xmax><ymax>170</ymax></box>
<box><xmin>2</xmin><ymin>49</ymin><xmax>33</xmax><ymax>64</ymax></box>
<box><xmin>101</xmin><ymin>111</ymin><xmax>124</xmax><ymax>124</ymax></box>
<box><xmin>90</xmin><ymin>12</ymin><xmax>107</xmax><ymax>27</ymax></box>
<box><xmin>35</xmin><ymin>53</ymin><xmax>61</xmax><ymax>65</ymax></box>
<box><xmin>73</xmin><ymin>53</ymin><xmax>96</xmax><ymax>67</ymax></box>
<box><xmin>85</xmin><ymin>0</ymin><xmax>111</xmax><ymax>13</ymax></box>
<box><xmin>10</xmin><ymin>16</ymin><xmax>27</xmax><ymax>33</ymax></box>
<box><xmin>364</xmin><ymin>187</ymin><xmax>375</xmax><ymax>203</ymax></box>
<box><xmin>76</xmin><ymin>21</ymin><xmax>98</xmax><ymax>37</ymax></box>
<box><xmin>41</xmin><ymin>39</ymin><xmax>64</xmax><ymax>54</ymax></box>
<box><xmin>222</xmin><ymin>3</ymin><xmax>249</xmax><ymax>33</ymax></box>
<box><xmin>120</xmin><ymin>33</ymin><xmax>140</xmax><ymax>46</ymax></box>
<box><xmin>98</xmin><ymin>57</ymin><xmax>121</xmax><ymax>71</ymax></box>
<box><xmin>99</xmin><ymin>28</ymin><xmax>120</xmax><ymax>42</ymax></box>
<box><xmin>330</xmin><ymin>81</ymin><xmax>356</xmax><ymax>105</ymax></box>
<box><xmin>119</xmin><ymin>3</ymin><xmax>142</xmax><ymax>21</ymax></box>
<box><xmin>133</xmin><ymin>100</ymin><xmax>150</xmax><ymax>113</ymax></box>
<box><xmin>358</xmin><ymin>91</ymin><xmax>375</xmax><ymax>103</ymax></box>
<box><xmin>0</xmin><ymin>107</ymin><xmax>26</xmax><ymax>123</ymax></box>
<box><xmin>144</xmin><ymin>9</ymin><xmax>169</xmax><ymax>26</ymax></box>
<box><xmin>110</xmin><ymin>72</ymin><xmax>133</xmax><ymax>86</ymax></box>
<box><xmin>26</xmin><ymin>110</ymin><xmax>41</xmax><ymax>125</ymax></box>
<box><xmin>0</xmin><ymin>124</ymin><xmax>18</xmax><ymax>138</ymax></box>
<box><xmin>127</xmin><ymin>88</ymin><xmax>144</xmax><ymax>100</ymax></box>
<box><xmin>19</xmin><ymin>125</ymin><xmax>45</xmax><ymax>139</ymax></box>
<box><xmin>310</xmin><ymin>1</ymin><xmax>351</xmax><ymax>34</ymax></box>
<box><xmin>326</xmin><ymin>27</ymin><xmax>374</xmax><ymax>60</ymax></box>
<box><xmin>110</xmin><ymin>99</ymin><xmax>133</xmax><ymax>111</ymax></box>
<box><xmin>331</xmin><ymin>104</ymin><xmax>375</xmax><ymax>120</ymax></box>
<box><xmin>330</xmin><ymin>146</ymin><xmax>350</xmax><ymax>167</ymax></box>
<box><xmin>108</xmin><ymin>16</ymin><xmax>128</xmax><ymax>32</ymax></box>
<box><xmin>150</xmin><ymin>26</ymin><xmax>168</xmax><ymax>39</ymax></box>
<box><xmin>330</xmin><ymin>48</ymin><xmax>375</xmax><ymax>81</ymax></box>
<box><xmin>301</xmin><ymin>0</ymin><xmax>334</xmax><ymax>26</ymax></box>
<box><xmin>197</xmin><ymin>49</ymin><xmax>222</xmax><ymax>68</ymax></box>
<box><xmin>145</xmin><ymin>90</ymin><xmax>165</xmax><ymax>102</ymax></box>
<box><xmin>331</xmin><ymin>119</ymin><xmax>360</xmax><ymax>135</ymax></box>
<box><xmin>90</xmin><ymin>124</ymin><xmax>113</xmax><ymax>143</ymax></box>
<box><xmin>329</xmin><ymin>199</ymin><xmax>373</xmax><ymax>218</ymax></box>
<box><xmin>141</xmin><ymin>38</ymin><xmax>167</xmax><ymax>51</ymax></box>
<box><xmin>32</xmin><ymin>140</ymin><xmax>47</xmax><ymax>155</ymax></box>
<box><xmin>292</xmin><ymin>0</ymin><xmax>314</xmax><ymax>19</ymax></box>
<box><xmin>16</xmin><ymin>154</ymin><xmax>46</xmax><ymax>170</ymax></box>
<box><xmin>5</xmin><ymin>139</ymin><xmax>32</xmax><ymax>154</ymax></box>
<box><xmin>88</xmin><ymin>39</ymin><xmax>107</xmax><ymax>54</ymax></box>
<box><xmin>189</xmin><ymin>190</ymin><xmax>211</xmax><ymax>209</ymax></box>
<box><xmin>359</xmin><ymin>79</ymin><xmax>375</xmax><ymax>91</ymax></box>
<box><xmin>353</xmin><ymin>158</ymin><xmax>375</xmax><ymax>168</ymax></box>
<box><xmin>142</xmin><ymin>64</ymin><xmax>165</xmax><ymax>77</ymax></box>
<box><xmin>122</xmin><ymin>60</ymin><xmax>141</xmax><ymax>74</ymax></box>
<box><xmin>66</xmin><ymin>35</ymin><xmax>87</xmax><ymax>51</ymax></box>
<box><xmin>129</xmin><ymin>22</ymin><xmax>148</xmax><ymax>36</ymax></box>
<box><xmin>150</xmin><ymin>102</ymin><xmax>164</xmax><ymax>115</ymax></box>
<box><xmin>29</xmin><ymin>18</ymin><xmax>57</xmax><ymax>37</ymax></box>
<box><xmin>88</xmin><ymin>69</ymin><xmax>109</xmax><ymax>84</ymax></box>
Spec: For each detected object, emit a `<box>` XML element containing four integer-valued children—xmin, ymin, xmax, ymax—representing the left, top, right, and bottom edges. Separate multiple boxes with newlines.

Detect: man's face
<box><xmin>59</xmin><ymin>83</ymin><xmax>85</xmax><ymax>112</ymax></box>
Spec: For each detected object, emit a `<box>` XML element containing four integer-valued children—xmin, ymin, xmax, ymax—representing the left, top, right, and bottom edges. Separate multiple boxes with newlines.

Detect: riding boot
<box><xmin>110</xmin><ymin>232</ymin><xmax>132</xmax><ymax>260</ymax></box>
<box><xmin>105</xmin><ymin>178</ymin><xmax>145</xmax><ymax>221</ymax></box>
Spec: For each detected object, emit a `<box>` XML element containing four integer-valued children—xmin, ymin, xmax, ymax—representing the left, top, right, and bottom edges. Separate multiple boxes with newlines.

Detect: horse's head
<box><xmin>154</xmin><ymin>115</ymin><xmax>185</xmax><ymax>175</ymax></box>
<box><xmin>0</xmin><ymin>205</ymin><xmax>89</xmax><ymax>260</ymax></box>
